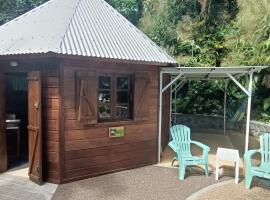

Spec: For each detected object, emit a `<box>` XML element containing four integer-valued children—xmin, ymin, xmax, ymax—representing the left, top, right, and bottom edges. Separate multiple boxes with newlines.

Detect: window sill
<box><xmin>87</xmin><ymin>119</ymin><xmax>147</xmax><ymax>128</ymax></box>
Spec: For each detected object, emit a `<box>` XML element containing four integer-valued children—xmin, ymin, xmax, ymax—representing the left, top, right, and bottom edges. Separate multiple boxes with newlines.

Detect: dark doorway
<box><xmin>5</xmin><ymin>73</ymin><xmax>28</xmax><ymax>170</ymax></box>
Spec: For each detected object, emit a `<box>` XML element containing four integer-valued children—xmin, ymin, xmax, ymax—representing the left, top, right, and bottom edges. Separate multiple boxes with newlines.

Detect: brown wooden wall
<box><xmin>41</xmin><ymin>64</ymin><xmax>61</xmax><ymax>183</ymax></box>
<box><xmin>60</xmin><ymin>59</ymin><xmax>160</xmax><ymax>183</ymax></box>
<box><xmin>161</xmin><ymin>75</ymin><xmax>171</xmax><ymax>150</ymax></box>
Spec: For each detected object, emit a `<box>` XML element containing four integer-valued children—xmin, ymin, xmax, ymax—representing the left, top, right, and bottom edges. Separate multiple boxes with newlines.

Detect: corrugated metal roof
<box><xmin>0</xmin><ymin>0</ymin><xmax>176</xmax><ymax>64</ymax></box>
<box><xmin>161</xmin><ymin>66</ymin><xmax>269</xmax><ymax>80</ymax></box>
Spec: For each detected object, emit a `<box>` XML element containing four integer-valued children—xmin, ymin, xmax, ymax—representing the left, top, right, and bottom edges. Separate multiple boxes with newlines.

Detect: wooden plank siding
<box><xmin>60</xmin><ymin>59</ymin><xmax>160</xmax><ymax>182</ymax></box>
<box><xmin>161</xmin><ymin>75</ymin><xmax>171</xmax><ymax>150</ymax></box>
<box><xmin>41</xmin><ymin>66</ymin><xmax>61</xmax><ymax>183</ymax></box>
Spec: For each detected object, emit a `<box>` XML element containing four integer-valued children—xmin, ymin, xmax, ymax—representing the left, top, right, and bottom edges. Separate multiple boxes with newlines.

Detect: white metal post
<box><xmin>245</xmin><ymin>72</ymin><xmax>253</xmax><ymax>153</ymax></box>
<box><xmin>158</xmin><ymin>72</ymin><xmax>163</xmax><ymax>163</ymax></box>
<box><xmin>174</xmin><ymin>82</ymin><xmax>177</xmax><ymax>123</ymax></box>
<box><xmin>224</xmin><ymin>80</ymin><xmax>228</xmax><ymax>135</ymax></box>
<box><xmin>169</xmin><ymin>77</ymin><xmax>173</xmax><ymax>127</ymax></box>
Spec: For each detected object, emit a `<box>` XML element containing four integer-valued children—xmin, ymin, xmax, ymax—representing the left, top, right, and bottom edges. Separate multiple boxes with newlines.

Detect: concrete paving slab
<box><xmin>0</xmin><ymin>166</ymin><xmax>57</xmax><ymax>200</ymax></box>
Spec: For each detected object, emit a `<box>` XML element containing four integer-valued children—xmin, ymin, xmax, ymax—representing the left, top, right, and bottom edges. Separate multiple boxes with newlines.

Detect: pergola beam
<box><xmin>226</xmin><ymin>73</ymin><xmax>250</xmax><ymax>96</ymax></box>
<box><xmin>171</xmin><ymin>78</ymin><xmax>185</xmax><ymax>93</ymax></box>
<box><xmin>162</xmin><ymin>73</ymin><xmax>184</xmax><ymax>93</ymax></box>
<box><xmin>158</xmin><ymin>66</ymin><xmax>269</xmax><ymax>162</ymax></box>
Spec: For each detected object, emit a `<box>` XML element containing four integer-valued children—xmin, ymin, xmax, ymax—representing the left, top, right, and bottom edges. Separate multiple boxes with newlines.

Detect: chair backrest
<box><xmin>260</xmin><ymin>133</ymin><xmax>270</xmax><ymax>166</ymax></box>
<box><xmin>170</xmin><ymin>124</ymin><xmax>191</xmax><ymax>155</ymax></box>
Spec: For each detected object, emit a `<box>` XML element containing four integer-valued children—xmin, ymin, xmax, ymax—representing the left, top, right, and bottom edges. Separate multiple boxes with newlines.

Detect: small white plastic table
<box><xmin>215</xmin><ymin>147</ymin><xmax>240</xmax><ymax>184</ymax></box>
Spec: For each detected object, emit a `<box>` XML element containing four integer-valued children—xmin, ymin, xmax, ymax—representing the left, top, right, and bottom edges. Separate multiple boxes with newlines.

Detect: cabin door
<box><xmin>27</xmin><ymin>71</ymin><xmax>43</xmax><ymax>185</ymax></box>
<box><xmin>0</xmin><ymin>73</ymin><xmax>7</xmax><ymax>173</ymax></box>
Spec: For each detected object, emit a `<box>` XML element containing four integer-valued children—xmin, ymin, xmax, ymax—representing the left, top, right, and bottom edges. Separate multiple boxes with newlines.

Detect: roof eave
<box><xmin>0</xmin><ymin>52</ymin><xmax>177</xmax><ymax>66</ymax></box>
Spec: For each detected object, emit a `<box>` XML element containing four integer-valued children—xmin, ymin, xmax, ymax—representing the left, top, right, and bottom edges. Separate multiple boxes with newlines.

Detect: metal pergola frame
<box><xmin>158</xmin><ymin>66</ymin><xmax>269</xmax><ymax>162</ymax></box>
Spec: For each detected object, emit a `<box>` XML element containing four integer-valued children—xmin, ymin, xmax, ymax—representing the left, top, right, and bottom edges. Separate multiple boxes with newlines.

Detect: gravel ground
<box><xmin>52</xmin><ymin>165</ymin><xmax>228</xmax><ymax>200</ymax></box>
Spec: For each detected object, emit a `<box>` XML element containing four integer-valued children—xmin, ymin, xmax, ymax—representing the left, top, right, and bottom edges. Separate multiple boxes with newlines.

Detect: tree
<box><xmin>0</xmin><ymin>0</ymin><xmax>48</xmax><ymax>25</ymax></box>
<box><xmin>105</xmin><ymin>0</ymin><xmax>143</xmax><ymax>25</ymax></box>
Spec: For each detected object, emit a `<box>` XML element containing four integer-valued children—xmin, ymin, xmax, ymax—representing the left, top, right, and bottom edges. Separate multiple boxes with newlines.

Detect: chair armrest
<box><xmin>191</xmin><ymin>141</ymin><xmax>210</xmax><ymax>153</ymax></box>
<box><xmin>168</xmin><ymin>141</ymin><xmax>179</xmax><ymax>153</ymax></box>
<box><xmin>244</xmin><ymin>149</ymin><xmax>261</xmax><ymax>169</ymax></box>
<box><xmin>244</xmin><ymin>149</ymin><xmax>260</xmax><ymax>162</ymax></box>
<box><xmin>244</xmin><ymin>149</ymin><xmax>260</xmax><ymax>159</ymax></box>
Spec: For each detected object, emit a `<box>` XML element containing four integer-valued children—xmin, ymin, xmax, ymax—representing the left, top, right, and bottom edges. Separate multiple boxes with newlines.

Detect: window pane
<box><xmin>98</xmin><ymin>91</ymin><xmax>111</xmax><ymax>103</ymax></box>
<box><xmin>116</xmin><ymin>104</ymin><xmax>129</xmax><ymax>119</ymax></box>
<box><xmin>117</xmin><ymin>77</ymin><xmax>129</xmax><ymax>90</ymax></box>
<box><xmin>99</xmin><ymin>76</ymin><xmax>111</xmax><ymax>90</ymax></box>
<box><xmin>99</xmin><ymin>103</ymin><xmax>111</xmax><ymax>118</ymax></box>
<box><xmin>117</xmin><ymin>91</ymin><xmax>128</xmax><ymax>103</ymax></box>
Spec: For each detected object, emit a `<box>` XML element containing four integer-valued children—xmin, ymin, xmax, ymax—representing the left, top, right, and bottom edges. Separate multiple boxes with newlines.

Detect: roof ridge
<box><xmin>58</xmin><ymin>0</ymin><xmax>82</xmax><ymax>53</ymax></box>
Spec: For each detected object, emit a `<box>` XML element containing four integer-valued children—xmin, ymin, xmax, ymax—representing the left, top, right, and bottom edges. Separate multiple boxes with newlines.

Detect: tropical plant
<box><xmin>0</xmin><ymin>0</ymin><xmax>269</xmax><ymax>122</ymax></box>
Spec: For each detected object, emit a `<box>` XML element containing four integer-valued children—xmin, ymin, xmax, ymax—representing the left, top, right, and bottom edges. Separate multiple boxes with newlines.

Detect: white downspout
<box><xmin>224</xmin><ymin>80</ymin><xmax>228</xmax><ymax>135</ymax></box>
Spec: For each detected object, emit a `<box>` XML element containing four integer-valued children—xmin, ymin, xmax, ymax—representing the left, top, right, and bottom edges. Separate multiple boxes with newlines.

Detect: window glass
<box><xmin>98</xmin><ymin>91</ymin><xmax>111</xmax><ymax>103</ymax></box>
<box><xmin>116</xmin><ymin>77</ymin><xmax>130</xmax><ymax>119</ymax></box>
<box><xmin>98</xmin><ymin>76</ymin><xmax>111</xmax><ymax>119</ymax></box>
<box><xmin>117</xmin><ymin>77</ymin><xmax>129</xmax><ymax>90</ymax></box>
<box><xmin>116</xmin><ymin>105</ymin><xmax>129</xmax><ymax>119</ymax></box>
<box><xmin>99</xmin><ymin>76</ymin><xmax>111</xmax><ymax>90</ymax></box>
<box><xmin>98</xmin><ymin>75</ymin><xmax>132</xmax><ymax>121</ymax></box>
<box><xmin>99</xmin><ymin>103</ymin><xmax>111</xmax><ymax>118</ymax></box>
<box><xmin>117</xmin><ymin>91</ymin><xmax>128</xmax><ymax>103</ymax></box>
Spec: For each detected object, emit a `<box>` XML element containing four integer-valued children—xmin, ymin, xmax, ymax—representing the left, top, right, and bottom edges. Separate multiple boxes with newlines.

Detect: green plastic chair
<box><xmin>244</xmin><ymin>133</ymin><xmax>270</xmax><ymax>189</ymax></box>
<box><xmin>168</xmin><ymin>124</ymin><xmax>210</xmax><ymax>180</ymax></box>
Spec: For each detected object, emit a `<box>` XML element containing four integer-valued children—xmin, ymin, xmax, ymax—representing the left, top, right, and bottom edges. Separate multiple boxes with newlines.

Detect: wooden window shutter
<box><xmin>134</xmin><ymin>72</ymin><xmax>151</xmax><ymax>121</ymax></box>
<box><xmin>76</xmin><ymin>71</ymin><xmax>97</xmax><ymax>125</ymax></box>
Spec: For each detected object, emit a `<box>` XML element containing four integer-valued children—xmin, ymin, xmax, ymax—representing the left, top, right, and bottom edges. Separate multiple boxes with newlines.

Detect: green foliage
<box><xmin>106</xmin><ymin>0</ymin><xmax>142</xmax><ymax>25</ymax></box>
<box><xmin>0</xmin><ymin>0</ymin><xmax>269</xmax><ymax>122</ymax></box>
<box><xmin>175</xmin><ymin>81</ymin><xmax>224</xmax><ymax>115</ymax></box>
<box><xmin>140</xmin><ymin>0</ymin><xmax>270</xmax><ymax>122</ymax></box>
<box><xmin>0</xmin><ymin>0</ymin><xmax>48</xmax><ymax>25</ymax></box>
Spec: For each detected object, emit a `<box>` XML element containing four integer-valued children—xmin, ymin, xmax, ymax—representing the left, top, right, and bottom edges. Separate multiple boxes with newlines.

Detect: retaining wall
<box><xmin>173</xmin><ymin>113</ymin><xmax>270</xmax><ymax>137</ymax></box>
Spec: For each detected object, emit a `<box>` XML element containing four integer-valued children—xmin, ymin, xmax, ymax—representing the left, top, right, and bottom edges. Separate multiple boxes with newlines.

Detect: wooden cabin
<box><xmin>0</xmin><ymin>0</ymin><xmax>176</xmax><ymax>184</ymax></box>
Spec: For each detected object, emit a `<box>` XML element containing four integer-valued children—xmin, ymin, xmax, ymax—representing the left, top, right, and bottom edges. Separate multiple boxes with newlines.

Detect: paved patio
<box><xmin>0</xmin><ymin>164</ymin><xmax>57</xmax><ymax>200</ymax></box>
